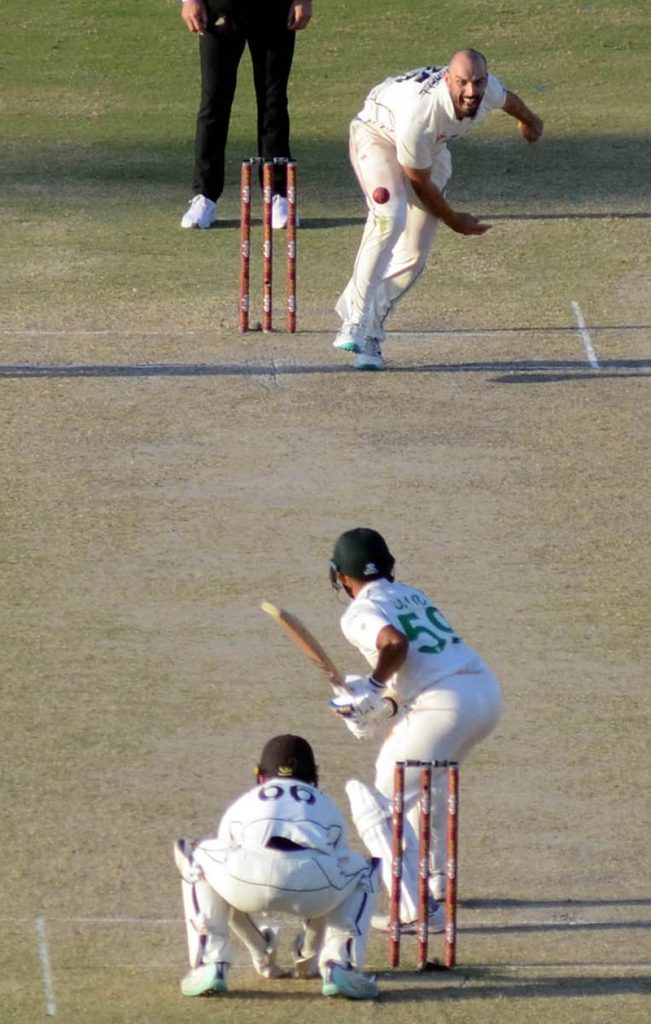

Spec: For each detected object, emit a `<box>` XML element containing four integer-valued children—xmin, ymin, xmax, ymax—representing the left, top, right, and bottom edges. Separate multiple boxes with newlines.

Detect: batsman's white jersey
<box><xmin>176</xmin><ymin>778</ymin><xmax>379</xmax><ymax>973</ymax></box>
<box><xmin>357</xmin><ymin>66</ymin><xmax>506</xmax><ymax>169</ymax></box>
<box><xmin>341</xmin><ymin>578</ymin><xmax>503</xmax><ymax>908</ymax></box>
<box><xmin>336</xmin><ymin>65</ymin><xmax>507</xmax><ymax>335</ymax></box>
<box><xmin>341</xmin><ymin>578</ymin><xmax>480</xmax><ymax>704</ymax></box>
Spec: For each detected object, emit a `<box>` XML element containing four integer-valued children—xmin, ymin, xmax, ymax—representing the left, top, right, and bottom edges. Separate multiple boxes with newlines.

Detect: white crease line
<box><xmin>35</xmin><ymin>917</ymin><xmax>57</xmax><ymax>1016</ymax></box>
<box><xmin>571</xmin><ymin>301</ymin><xmax>600</xmax><ymax>369</ymax></box>
<box><xmin>0</xmin><ymin>329</ymin><xmax>201</xmax><ymax>338</ymax></box>
<box><xmin>8</xmin><ymin>913</ymin><xmax>650</xmax><ymax>937</ymax></box>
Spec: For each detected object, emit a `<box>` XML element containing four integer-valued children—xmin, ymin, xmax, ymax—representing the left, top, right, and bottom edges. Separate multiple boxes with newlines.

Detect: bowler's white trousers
<box><xmin>336</xmin><ymin>118</ymin><xmax>453</xmax><ymax>333</ymax></box>
<box><xmin>376</xmin><ymin>661</ymin><xmax>503</xmax><ymax>877</ymax></box>
<box><xmin>178</xmin><ymin>840</ymin><xmax>378</xmax><ymax>971</ymax></box>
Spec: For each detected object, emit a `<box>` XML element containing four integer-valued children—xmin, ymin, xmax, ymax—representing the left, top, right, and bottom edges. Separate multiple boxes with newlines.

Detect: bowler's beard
<box><xmin>453</xmin><ymin>98</ymin><xmax>481</xmax><ymax>120</ymax></box>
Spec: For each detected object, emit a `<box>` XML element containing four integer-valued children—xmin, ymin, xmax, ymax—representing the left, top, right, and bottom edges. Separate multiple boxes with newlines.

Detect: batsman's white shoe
<box><xmin>371</xmin><ymin>901</ymin><xmax>445</xmax><ymax>934</ymax></box>
<box><xmin>430</xmin><ymin>872</ymin><xmax>446</xmax><ymax>902</ymax></box>
<box><xmin>251</xmin><ymin>926</ymin><xmax>288</xmax><ymax>979</ymax></box>
<box><xmin>181</xmin><ymin>194</ymin><xmax>216</xmax><ymax>229</ymax></box>
<box><xmin>354</xmin><ymin>336</ymin><xmax>386</xmax><ymax>371</ymax></box>
<box><xmin>321</xmin><ymin>961</ymin><xmax>379</xmax><ymax>1000</ymax></box>
<box><xmin>292</xmin><ymin>931</ymin><xmax>320</xmax><ymax>979</ymax></box>
<box><xmin>180</xmin><ymin>962</ymin><xmax>228</xmax><ymax>996</ymax></box>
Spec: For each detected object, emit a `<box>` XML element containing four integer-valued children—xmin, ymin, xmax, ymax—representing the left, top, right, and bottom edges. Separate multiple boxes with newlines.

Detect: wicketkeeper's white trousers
<box><xmin>177</xmin><ymin>841</ymin><xmax>378</xmax><ymax>971</ymax></box>
<box><xmin>336</xmin><ymin>118</ymin><xmax>453</xmax><ymax>333</ymax></box>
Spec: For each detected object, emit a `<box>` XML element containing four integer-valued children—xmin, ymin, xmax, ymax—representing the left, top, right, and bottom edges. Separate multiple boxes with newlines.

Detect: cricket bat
<box><xmin>261</xmin><ymin>601</ymin><xmax>350</xmax><ymax>692</ymax></box>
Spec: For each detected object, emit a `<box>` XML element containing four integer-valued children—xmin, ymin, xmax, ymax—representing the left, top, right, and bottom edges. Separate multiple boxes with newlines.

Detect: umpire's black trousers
<box><xmin>194</xmin><ymin>0</ymin><xmax>296</xmax><ymax>201</ymax></box>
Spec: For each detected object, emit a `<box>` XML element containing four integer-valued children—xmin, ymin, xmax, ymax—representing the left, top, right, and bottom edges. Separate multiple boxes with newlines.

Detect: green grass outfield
<box><xmin>2</xmin><ymin>0</ymin><xmax>649</xmax><ymax>331</ymax></box>
<box><xmin>1</xmin><ymin>2</ymin><xmax>650</xmax><ymax>1022</ymax></box>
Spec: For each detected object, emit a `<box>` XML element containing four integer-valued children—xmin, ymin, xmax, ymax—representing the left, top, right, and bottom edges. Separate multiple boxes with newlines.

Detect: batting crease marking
<box><xmin>35</xmin><ymin>916</ymin><xmax>57</xmax><ymax>1016</ymax></box>
<box><xmin>571</xmin><ymin>301</ymin><xmax>600</xmax><ymax>369</ymax></box>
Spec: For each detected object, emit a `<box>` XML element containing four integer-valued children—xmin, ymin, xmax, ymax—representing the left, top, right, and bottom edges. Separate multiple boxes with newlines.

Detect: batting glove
<box><xmin>328</xmin><ymin>675</ymin><xmax>397</xmax><ymax>738</ymax></box>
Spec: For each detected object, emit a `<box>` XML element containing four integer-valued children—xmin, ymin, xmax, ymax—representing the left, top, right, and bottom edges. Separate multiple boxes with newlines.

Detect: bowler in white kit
<box><xmin>333</xmin><ymin>48</ymin><xmax>544</xmax><ymax>369</ymax></box>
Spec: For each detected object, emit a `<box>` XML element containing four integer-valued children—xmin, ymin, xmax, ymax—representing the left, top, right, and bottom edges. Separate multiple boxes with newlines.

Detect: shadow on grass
<box><xmin>2</xmin><ymin>135</ymin><xmax>650</xmax><ymax>214</ymax></box>
<box><xmin>378</xmin><ymin>973</ymin><xmax>651</xmax><ymax>1002</ymax></box>
<box><xmin>461</xmin><ymin>919</ymin><xmax>651</xmax><ymax>936</ymax></box>
<box><xmin>463</xmin><ymin>896</ymin><xmax>651</xmax><ymax>909</ymax></box>
<box><xmin>167</xmin><ymin>971</ymin><xmax>651</xmax><ymax>1003</ymax></box>
<box><xmin>0</xmin><ymin>358</ymin><xmax>648</xmax><ymax>381</ymax></box>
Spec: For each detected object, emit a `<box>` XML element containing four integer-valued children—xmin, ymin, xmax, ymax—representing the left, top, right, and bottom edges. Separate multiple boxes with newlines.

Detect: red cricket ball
<box><xmin>372</xmin><ymin>187</ymin><xmax>390</xmax><ymax>204</ymax></box>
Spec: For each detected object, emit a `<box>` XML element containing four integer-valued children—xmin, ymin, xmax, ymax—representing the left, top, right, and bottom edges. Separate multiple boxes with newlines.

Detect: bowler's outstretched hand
<box><xmin>518</xmin><ymin>115</ymin><xmax>544</xmax><ymax>144</ymax></box>
<box><xmin>450</xmin><ymin>212</ymin><xmax>492</xmax><ymax>236</ymax></box>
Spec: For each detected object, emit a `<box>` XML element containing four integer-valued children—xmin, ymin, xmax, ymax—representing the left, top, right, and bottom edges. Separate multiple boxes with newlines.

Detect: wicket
<box><xmin>389</xmin><ymin>760</ymin><xmax>459</xmax><ymax>971</ymax></box>
<box><xmin>239</xmin><ymin>158</ymin><xmax>297</xmax><ymax>334</ymax></box>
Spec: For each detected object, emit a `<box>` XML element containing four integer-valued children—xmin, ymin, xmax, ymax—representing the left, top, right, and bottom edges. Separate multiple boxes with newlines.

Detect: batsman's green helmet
<box><xmin>330</xmin><ymin>527</ymin><xmax>395</xmax><ymax>584</ymax></box>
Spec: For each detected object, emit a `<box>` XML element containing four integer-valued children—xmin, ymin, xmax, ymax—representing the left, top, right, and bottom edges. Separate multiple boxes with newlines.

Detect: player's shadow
<box><xmin>457</xmin><ymin>895</ymin><xmax>651</xmax><ymax>936</ymax></box>
<box><xmin>209</xmin><ymin>216</ymin><xmax>366</xmax><ymax>229</ymax></box>
<box><xmin>0</xmin><ymin>357</ymin><xmax>648</xmax><ymax>381</ymax></box>
<box><xmin>380</xmin><ymin>972</ymin><xmax>651</xmax><ymax>1003</ymax></box>
<box><xmin>2</xmin><ymin>134</ymin><xmax>650</xmax><ymax>212</ymax></box>
<box><xmin>462</xmin><ymin>896</ymin><xmax>651</xmax><ymax>909</ymax></box>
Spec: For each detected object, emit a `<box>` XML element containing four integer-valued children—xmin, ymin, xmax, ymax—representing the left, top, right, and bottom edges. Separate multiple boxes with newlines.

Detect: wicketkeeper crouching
<box><xmin>173</xmin><ymin>734</ymin><xmax>380</xmax><ymax>1000</ymax></box>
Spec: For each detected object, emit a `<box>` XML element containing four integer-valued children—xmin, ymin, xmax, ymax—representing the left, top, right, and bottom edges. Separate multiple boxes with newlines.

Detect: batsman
<box><xmin>327</xmin><ymin>528</ymin><xmax>503</xmax><ymax>930</ymax></box>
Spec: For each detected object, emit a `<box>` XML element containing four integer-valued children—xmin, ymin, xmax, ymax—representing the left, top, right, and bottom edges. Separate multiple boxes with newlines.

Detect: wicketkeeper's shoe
<box><xmin>251</xmin><ymin>926</ymin><xmax>288</xmax><ymax>979</ymax></box>
<box><xmin>180</xmin><ymin>962</ymin><xmax>228</xmax><ymax>996</ymax></box>
<box><xmin>371</xmin><ymin>900</ymin><xmax>445</xmax><ymax>934</ymax></box>
<box><xmin>291</xmin><ymin>931</ymin><xmax>320</xmax><ymax>978</ymax></box>
<box><xmin>321</xmin><ymin>961</ymin><xmax>379</xmax><ymax>1000</ymax></box>
<box><xmin>181</xmin><ymin>194</ymin><xmax>217</xmax><ymax>229</ymax></box>
<box><xmin>354</xmin><ymin>336</ymin><xmax>386</xmax><ymax>371</ymax></box>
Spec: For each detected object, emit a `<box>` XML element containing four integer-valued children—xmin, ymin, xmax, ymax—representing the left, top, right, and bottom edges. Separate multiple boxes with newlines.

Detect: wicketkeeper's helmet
<box><xmin>256</xmin><ymin>735</ymin><xmax>318</xmax><ymax>785</ymax></box>
<box><xmin>330</xmin><ymin>527</ymin><xmax>395</xmax><ymax>588</ymax></box>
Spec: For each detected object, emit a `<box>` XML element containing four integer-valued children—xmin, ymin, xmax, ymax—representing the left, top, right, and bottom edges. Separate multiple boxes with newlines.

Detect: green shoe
<box><xmin>180</xmin><ymin>962</ymin><xmax>228</xmax><ymax>996</ymax></box>
<box><xmin>321</xmin><ymin>961</ymin><xmax>379</xmax><ymax>1000</ymax></box>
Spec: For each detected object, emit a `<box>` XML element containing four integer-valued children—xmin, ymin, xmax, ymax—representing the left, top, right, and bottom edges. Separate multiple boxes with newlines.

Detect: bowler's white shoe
<box><xmin>333</xmin><ymin>322</ymin><xmax>365</xmax><ymax>352</ymax></box>
<box><xmin>180</xmin><ymin>962</ymin><xmax>228</xmax><ymax>996</ymax></box>
<box><xmin>354</xmin><ymin>336</ymin><xmax>386</xmax><ymax>371</ymax></box>
<box><xmin>321</xmin><ymin>961</ymin><xmax>379</xmax><ymax>1000</ymax></box>
<box><xmin>181</xmin><ymin>194</ymin><xmax>216</xmax><ymax>229</ymax></box>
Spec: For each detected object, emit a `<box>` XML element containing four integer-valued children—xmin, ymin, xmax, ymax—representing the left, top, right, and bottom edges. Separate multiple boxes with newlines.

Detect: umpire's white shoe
<box><xmin>321</xmin><ymin>961</ymin><xmax>379</xmax><ymax>1000</ymax></box>
<box><xmin>354</xmin><ymin>336</ymin><xmax>386</xmax><ymax>371</ymax></box>
<box><xmin>180</xmin><ymin>962</ymin><xmax>228</xmax><ymax>996</ymax></box>
<box><xmin>251</xmin><ymin>926</ymin><xmax>288</xmax><ymax>979</ymax></box>
<box><xmin>181</xmin><ymin>194</ymin><xmax>216</xmax><ymax>229</ymax></box>
<box><xmin>371</xmin><ymin>901</ymin><xmax>445</xmax><ymax>934</ymax></box>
